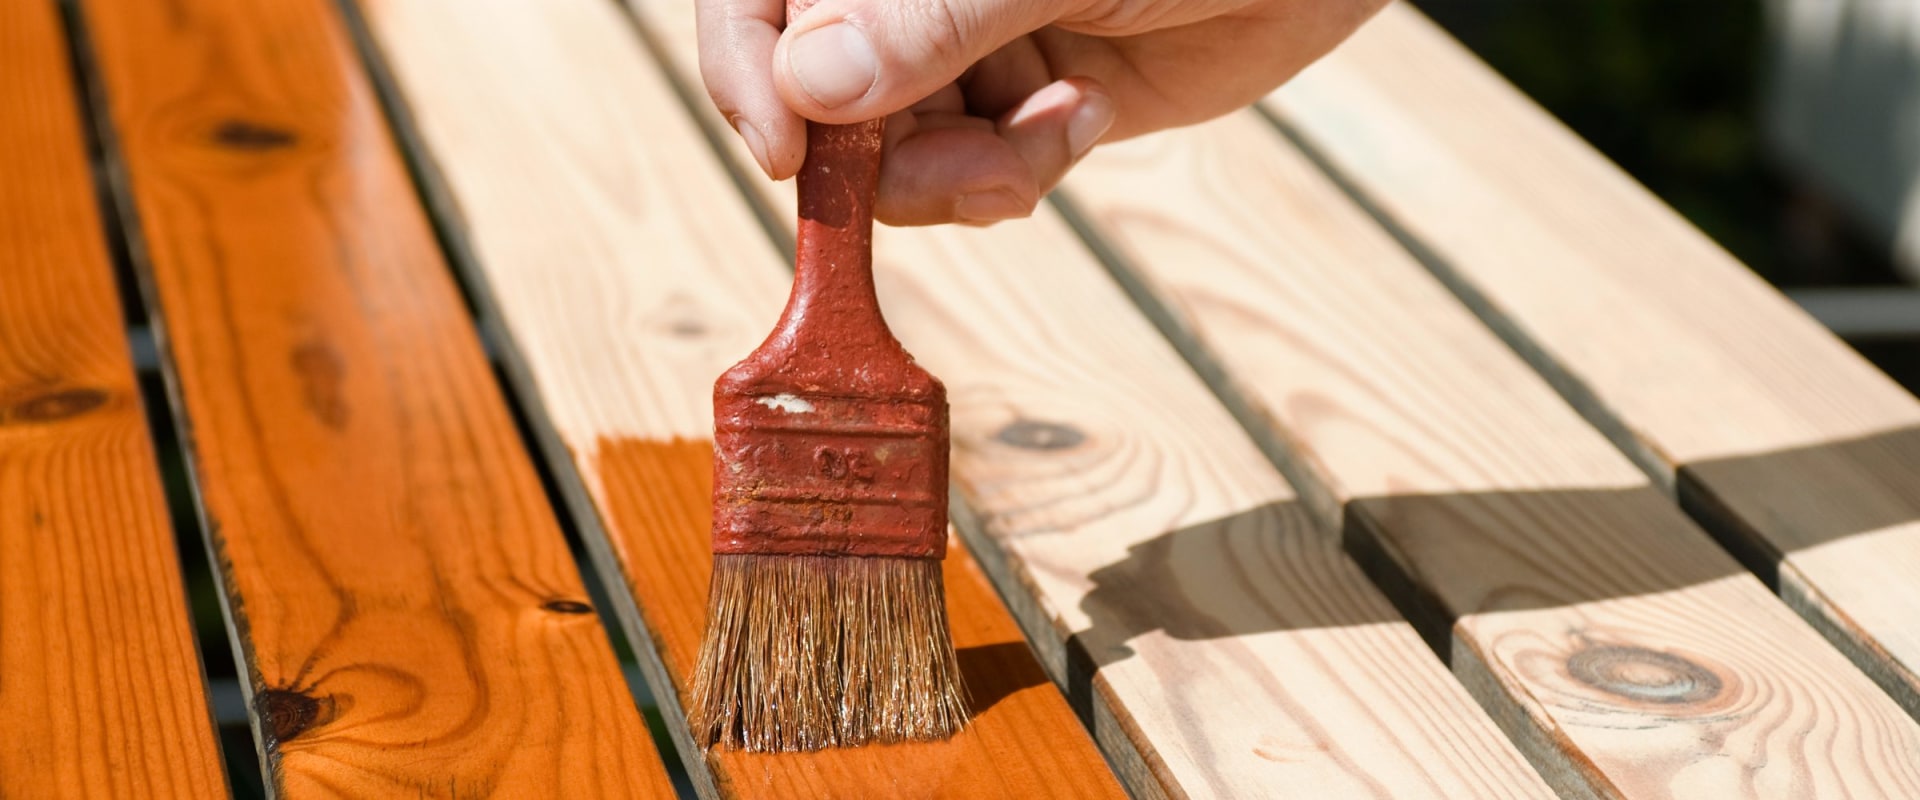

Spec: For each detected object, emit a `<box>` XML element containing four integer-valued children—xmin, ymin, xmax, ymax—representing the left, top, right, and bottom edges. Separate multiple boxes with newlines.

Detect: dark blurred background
<box><xmin>1423</xmin><ymin>0</ymin><xmax>1920</xmax><ymax>392</ymax></box>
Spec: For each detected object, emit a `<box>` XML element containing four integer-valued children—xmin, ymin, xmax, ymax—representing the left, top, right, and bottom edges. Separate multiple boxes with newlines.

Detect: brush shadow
<box><xmin>1048</xmin><ymin>499</ymin><xmax>1407</xmax><ymax>727</ymax></box>
<box><xmin>955</xmin><ymin>642</ymin><xmax>1045</xmax><ymax>717</ymax></box>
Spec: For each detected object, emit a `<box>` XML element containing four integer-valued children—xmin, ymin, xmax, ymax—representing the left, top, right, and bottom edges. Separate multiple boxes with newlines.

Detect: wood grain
<box><xmin>79</xmin><ymin>0</ymin><xmax>676</xmax><ymax>795</ymax></box>
<box><xmin>1061</xmin><ymin>108</ymin><xmax>1920</xmax><ymax>797</ymax></box>
<box><xmin>347</xmin><ymin>0</ymin><xmax>1122</xmax><ymax>796</ymax></box>
<box><xmin>622</xmin><ymin>0</ymin><xmax>1555</xmax><ymax>795</ymax></box>
<box><xmin>1266</xmin><ymin>3</ymin><xmax>1920</xmax><ymax>716</ymax></box>
<box><xmin>0</xmin><ymin>2</ymin><xmax>229</xmax><ymax>796</ymax></box>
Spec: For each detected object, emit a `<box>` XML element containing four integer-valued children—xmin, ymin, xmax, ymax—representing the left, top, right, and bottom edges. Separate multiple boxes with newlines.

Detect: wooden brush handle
<box><xmin>784</xmin><ymin>117</ymin><xmax>888</xmax><ymax>345</ymax></box>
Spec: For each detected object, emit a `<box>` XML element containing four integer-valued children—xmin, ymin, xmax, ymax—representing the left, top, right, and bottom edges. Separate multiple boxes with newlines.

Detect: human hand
<box><xmin>698</xmin><ymin>0</ymin><xmax>1388</xmax><ymax>225</ymax></box>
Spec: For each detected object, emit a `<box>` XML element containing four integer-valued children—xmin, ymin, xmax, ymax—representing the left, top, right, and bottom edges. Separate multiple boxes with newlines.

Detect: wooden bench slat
<box><xmin>78</xmin><ymin>0</ymin><xmax>677</xmax><ymax>795</ymax></box>
<box><xmin>0</xmin><ymin>3</ymin><xmax>229</xmax><ymax>796</ymax></box>
<box><xmin>346</xmin><ymin>0</ymin><xmax>1122</xmax><ymax>796</ymax></box>
<box><xmin>1059</xmin><ymin>103</ymin><xmax>1920</xmax><ymax>796</ymax></box>
<box><xmin>624</xmin><ymin>0</ymin><xmax>1555</xmax><ymax>795</ymax></box>
<box><xmin>1265</xmin><ymin>3</ymin><xmax>1920</xmax><ymax>716</ymax></box>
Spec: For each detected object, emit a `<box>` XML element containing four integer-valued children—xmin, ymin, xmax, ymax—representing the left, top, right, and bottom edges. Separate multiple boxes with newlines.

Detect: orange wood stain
<box><xmin>595</xmin><ymin>437</ymin><xmax>1125</xmax><ymax>798</ymax></box>
<box><xmin>80</xmin><ymin>0</ymin><xmax>674</xmax><ymax>794</ymax></box>
<box><xmin>0</xmin><ymin>2</ymin><xmax>229</xmax><ymax>796</ymax></box>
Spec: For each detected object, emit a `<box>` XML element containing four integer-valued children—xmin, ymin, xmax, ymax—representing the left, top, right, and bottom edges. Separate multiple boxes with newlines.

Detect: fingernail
<box><xmin>954</xmin><ymin>188</ymin><xmax>1028</xmax><ymax>224</ymax></box>
<box><xmin>787</xmin><ymin>23</ymin><xmax>878</xmax><ymax>109</ymax></box>
<box><xmin>731</xmin><ymin>115</ymin><xmax>774</xmax><ymax>177</ymax></box>
<box><xmin>1067</xmin><ymin>92</ymin><xmax>1114</xmax><ymax>159</ymax></box>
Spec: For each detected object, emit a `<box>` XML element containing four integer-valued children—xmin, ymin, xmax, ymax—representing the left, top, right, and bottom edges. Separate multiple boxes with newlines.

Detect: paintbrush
<box><xmin>687</xmin><ymin>31</ymin><xmax>969</xmax><ymax>751</ymax></box>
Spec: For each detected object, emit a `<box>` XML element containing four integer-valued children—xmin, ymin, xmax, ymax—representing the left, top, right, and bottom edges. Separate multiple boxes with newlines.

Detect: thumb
<box><xmin>772</xmin><ymin>0</ymin><xmax>1078</xmax><ymax>122</ymax></box>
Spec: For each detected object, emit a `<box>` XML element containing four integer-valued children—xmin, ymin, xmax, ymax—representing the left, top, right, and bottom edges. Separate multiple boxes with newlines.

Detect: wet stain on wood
<box><xmin>590</xmin><ymin>436</ymin><xmax>1121</xmax><ymax>798</ymax></box>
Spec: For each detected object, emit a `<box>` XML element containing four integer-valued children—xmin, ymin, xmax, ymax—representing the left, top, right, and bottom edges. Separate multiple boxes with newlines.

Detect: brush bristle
<box><xmin>689</xmin><ymin>553</ymin><xmax>970</xmax><ymax>751</ymax></box>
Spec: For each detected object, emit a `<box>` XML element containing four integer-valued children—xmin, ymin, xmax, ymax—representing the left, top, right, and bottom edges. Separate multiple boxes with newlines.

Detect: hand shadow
<box><xmin>1024</xmin><ymin>425</ymin><xmax>1920</xmax><ymax>725</ymax></box>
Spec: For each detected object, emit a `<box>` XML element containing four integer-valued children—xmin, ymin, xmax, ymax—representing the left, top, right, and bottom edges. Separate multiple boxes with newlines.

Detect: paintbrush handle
<box><xmin>782</xmin><ymin>117</ymin><xmax>889</xmax><ymax>345</ymax></box>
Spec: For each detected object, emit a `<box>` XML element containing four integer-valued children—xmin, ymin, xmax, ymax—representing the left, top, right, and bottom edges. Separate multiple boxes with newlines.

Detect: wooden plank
<box><xmin>1263</xmin><ymin>3</ymin><xmax>1920</xmax><ymax>717</ymax></box>
<box><xmin>1059</xmin><ymin>105</ymin><xmax>1920</xmax><ymax>796</ymax></box>
<box><xmin>344</xmin><ymin>0</ymin><xmax>1122</xmax><ymax>796</ymax></box>
<box><xmin>0</xmin><ymin>3</ymin><xmax>229</xmax><ymax>796</ymax></box>
<box><xmin>78</xmin><ymin>0</ymin><xmax>677</xmax><ymax>795</ymax></box>
<box><xmin>622</xmin><ymin>0</ymin><xmax>1556</xmax><ymax>795</ymax></box>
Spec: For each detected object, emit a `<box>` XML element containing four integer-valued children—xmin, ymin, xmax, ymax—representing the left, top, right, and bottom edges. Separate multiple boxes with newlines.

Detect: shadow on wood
<box><xmin>1679</xmin><ymin>424</ymin><xmax>1920</xmax><ymax>711</ymax></box>
<box><xmin>1679</xmin><ymin>425</ymin><xmax>1920</xmax><ymax>587</ymax></box>
<box><xmin>955</xmin><ymin>642</ymin><xmax>1048</xmax><ymax>717</ymax></box>
<box><xmin>1053</xmin><ymin>426</ymin><xmax>1920</xmax><ymax>730</ymax></box>
<box><xmin>1062</xmin><ymin>500</ymin><xmax>1404</xmax><ymax>723</ymax></box>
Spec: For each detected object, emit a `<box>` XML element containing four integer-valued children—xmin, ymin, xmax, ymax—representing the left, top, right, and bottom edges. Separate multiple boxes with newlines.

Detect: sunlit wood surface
<box><xmin>1063</xmin><ymin>99</ymin><xmax>1920</xmax><ymax>797</ymax></box>
<box><xmin>1269</xmin><ymin>3</ymin><xmax>1920</xmax><ymax>718</ymax></box>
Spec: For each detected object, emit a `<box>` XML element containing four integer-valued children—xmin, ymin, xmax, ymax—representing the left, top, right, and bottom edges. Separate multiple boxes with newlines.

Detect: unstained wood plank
<box><xmin>346</xmin><ymin>0</ymin><xmax>1122</xmax><ymax>796</ymax></box>
<box><xmin>624</xmin><ymin>0</ymin><xmax>1556</xmax><ymax>795</ymax></box>
<box><xmin>1266</xmin><ymin>2</ymin><xmax>1920</xmax><ymax>716</ymax></box>
<box><xmin>1060</xmin><ymin>107</ymin><xmax>1920</xmax><ymax>798</ymax></box>
<box><xmin>79</xmin><ymin>0</ymin><xmax>676</xmax><ymax>795</ymax></box>
<box><xmin>0</xmin><ymin>2</ymin><xmax>228</xmax><ymax>796</ymax></box>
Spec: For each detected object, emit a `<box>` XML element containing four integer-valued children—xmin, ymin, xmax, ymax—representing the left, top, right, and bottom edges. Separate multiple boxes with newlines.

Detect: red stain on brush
<box><xmin>689</xmin><ymin>1</ymin><xmax>968</xmax><ymax>751</ymax></box>
<box><xmin>711</xmin><ymin>118</ymin><xmax>948</xmax><ymax>558</ymax></box>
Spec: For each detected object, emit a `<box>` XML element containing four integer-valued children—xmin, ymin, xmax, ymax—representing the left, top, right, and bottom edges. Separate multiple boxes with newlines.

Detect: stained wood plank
<box><xmin>623</xmin><ymin>0</ymin><xmax>1555</xmax><ymax>795</ymax></box>
<box><xmin>346</xmin><ymin>0</ymin><xmax>1121</xmax><ymax>796</ymax></box>
<box><xmin>1265</xmin><ymin>3</ymin><xmax>1920</xmax><ymax>716</ymax></box>
<box><xmin>1060</xmin><ymin>107</ymin><xmax>1920</xmax><ymax>797</ymax></box>
<box><xmin>78</xmin><ymin>0</ymin><xmax>676</xmax><ymax>795</ymax></box>
<box><xmin>0</xmin><ymin>3</ymin><xmax>228</xmax><ymax>796</ymax></box>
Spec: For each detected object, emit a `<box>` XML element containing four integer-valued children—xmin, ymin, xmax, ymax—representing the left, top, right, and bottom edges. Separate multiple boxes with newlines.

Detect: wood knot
<box><xmin>211</xmin><ymin>119</ymin><xmax>298</xmax><ymax>151</ymax></box>
<box><xmin>541</xmin><ymin>599</ymin><xmax>594</xmax><ymax>615</ymax></box>
<box><xmin>255</xmin><ymin>688</ymin><xmax>331</xmax><ymax>747</ymax></box>
<box><xmin>1567</xmin><ymin>644</ymin><xmax>1722</xmax><ymax>705</ymax></box>
<box><xmin>995</xmin><ymin>419</ymin><xmax>1085</xmax><ymax>451</ymax></box>
<box><xmin>10</xmin><ymin>388</ymin><xmax>109</xmax><ymax>423</ymax></box>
